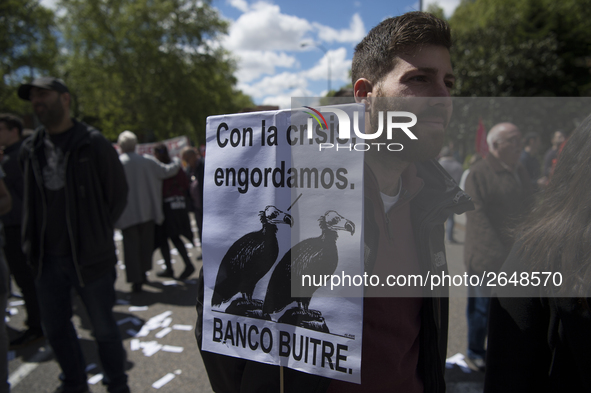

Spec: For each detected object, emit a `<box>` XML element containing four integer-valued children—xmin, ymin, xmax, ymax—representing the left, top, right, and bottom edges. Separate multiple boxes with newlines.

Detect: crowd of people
<box><xmin>0</xmin><ymin>9</ymin><xmax>588</xmax><ymax>393</ymax></box>
<box><xmin>0</xmin><ymin>77</ymin><xmax>205</xmax><ymax>392</ymax></box>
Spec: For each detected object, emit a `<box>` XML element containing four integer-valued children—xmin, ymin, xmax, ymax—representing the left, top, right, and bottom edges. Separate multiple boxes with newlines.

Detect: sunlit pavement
<box><xmin>445</xmin><ymin>213</ymin><xmax>485</xmax><ymax>393</ymax></box>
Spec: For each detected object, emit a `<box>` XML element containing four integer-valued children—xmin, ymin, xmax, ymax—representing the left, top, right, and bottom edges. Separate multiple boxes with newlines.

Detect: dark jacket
<box><xmin>519</xmin><ymin>150</ymin><xmax>540</xmax><ymax>190</ymax></box>
<box><xmin>484</xmin><ymin>243</ymin><xmax>591</xmax><ymax>392</ymax></box>
<box><xmin>0</xmin><ymin>139</ymin><xmax>24</xmax><ymax>227</ymax></box>
<box><xmin>464</xmin><ymin>154</ymin><xmax>533</xmax><ymax>275</ymax></box>
<box><xmin>408</xmin><ymin>159</ymin><xmax>473</xmax><ymax>392</ymax></box>
<box><xmin>186</xmin><ymin>158</ymin><xmax>205</xmax><ymax>212</ymax></box>
<box><xmin>195</xmin><ymin>158</ymin><xmax>473</xmax><ymax>393</ymax></box>
<box><xmin>20</xmin><ymin>119</ymin><xmax>128</xmax><ymax>285</ymax></box>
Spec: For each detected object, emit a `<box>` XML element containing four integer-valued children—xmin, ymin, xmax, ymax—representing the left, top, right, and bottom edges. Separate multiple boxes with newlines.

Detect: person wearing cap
<box><xmin>18</xmin><ymin>77</ymin><xmax>131</xmax><ymax>393</ymax></box>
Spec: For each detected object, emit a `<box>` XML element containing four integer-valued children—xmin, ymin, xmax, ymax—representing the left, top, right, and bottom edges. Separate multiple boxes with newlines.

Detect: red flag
<box><xmin>475</xmin><ymin>118</ymin><xmax>488</xmax><ymax>157</ymax></box>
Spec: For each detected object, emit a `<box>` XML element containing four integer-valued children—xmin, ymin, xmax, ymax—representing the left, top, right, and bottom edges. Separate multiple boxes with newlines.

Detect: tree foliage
<box><xmin>426</xmin><ymin>3</ymin><xmax>446</xmax><ymax>20</ymax></box>
<box><xmin>57</xmin><ymin>0</ymin><xmax>252</xmax><ymax>142</ymax></box>
<box><xmin>0</xmin><ymin>0</ymin><xmax>59</xmax><ymax>114</ymax></box>
<box><xmin>447</xmin><ymin>0</ymin><xmax>591</xmax><ymax>156</ymax></box>
<box><xmin>450</xmin><ymin>0</ymin><xmax>591</xmax><ymax>97</ymax></box>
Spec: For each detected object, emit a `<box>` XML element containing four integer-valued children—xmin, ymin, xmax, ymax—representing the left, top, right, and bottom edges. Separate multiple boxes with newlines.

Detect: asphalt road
<box><xmin>6</xmin><ymin>215</ymin><xmax>483</xmax><ymax>393</ymax></box>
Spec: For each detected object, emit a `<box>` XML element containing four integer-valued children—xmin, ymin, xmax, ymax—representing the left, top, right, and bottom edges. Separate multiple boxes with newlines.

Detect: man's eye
<box><xmin>445</xmin><ymin>81</ymin><xmax>455</xmax><ymax>89</ymax></box>
<box><xmin>410</xmin><ymin>75</ymin><xmax>427</xmax><ymax>82</ymax></box>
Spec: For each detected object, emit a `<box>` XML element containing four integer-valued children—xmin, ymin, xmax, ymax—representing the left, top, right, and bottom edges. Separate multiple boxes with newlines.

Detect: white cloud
<box><xmin>234</xmin><ymin>50</ymin><xmax>298</xmax><ymax>83</ymax></box>
<box><xmin>261</xmin><ymin>95</ymin><xmax>293</xmax><ymax>109</ymax></box>
<box><xmin>219</xmin><ymin>3</ymin><xmax>370</xmax><ymax>104</ymax></box>
<box><xmin>313</xmin><ymin>13</ymin><xmax>365</xmax><ymax>44</ymax></box>
<box><xmin>236</xmin><ymin>48</ymin><xmax>352</xmax><ymax>106</ymax></box>
<box><xmin>238</xmin><ymin>72</ymin><xmax>309</xmax><ymax>99</ymax></box>
<box><xmin>227</xmin><ymin>0</ymin><xmax>250</xmax><ymax>13</ymax></box>
<box><xmin>262</xmin><ymin>88</ymin><xmax>317</xmax><ymax>109</ymax></box>
<box><xmin>224</xmin><ymin>2</ymin><xmax>313</xmax><ymax>51</ymax></box>
<box><xmin>419</xmin><ymin>0</ymin><xmax>462</xmax><ymax>17</ymax></box>
<box><xmin>262</xmin><ymin>95</ymin><xmax>292</xmax><ymax>109</ymax></box>
<box><xmin>303</xmin><ymin>47</ymin><xmax>351</xmax><ymax>84</ymax></box>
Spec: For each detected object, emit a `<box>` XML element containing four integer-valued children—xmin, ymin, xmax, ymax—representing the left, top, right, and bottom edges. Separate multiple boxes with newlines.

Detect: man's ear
<box><xmin>354</xmin><ymin>78</ymin><xmax>373</xmax><ymax>103</ymax></box>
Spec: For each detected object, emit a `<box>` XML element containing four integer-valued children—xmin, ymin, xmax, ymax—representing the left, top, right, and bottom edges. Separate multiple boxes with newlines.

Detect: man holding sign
<box><xmin>197</xmin><ymin>11</ymin><xmax>472</xmax><ymax>392</ymax></box>
<box><xmin>328</xmin><ymin>11</ymin><xmax>473</xmax><ymax>392</ymax></box>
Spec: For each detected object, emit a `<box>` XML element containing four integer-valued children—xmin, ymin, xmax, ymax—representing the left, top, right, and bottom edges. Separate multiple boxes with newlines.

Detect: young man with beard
<box><xmin>197</xmin><ymin>11</ymin><xmax>472</xmax><ymax>393</ymax></box>
<box><xmin>327</xmin><ymin>11</ymin><xmax>473</xmax><ymax>392</ymax></box>
<box><xmin>18</xmin><ymin>77</ymin><xmax>130</xmax><ymax>393</ymax></box>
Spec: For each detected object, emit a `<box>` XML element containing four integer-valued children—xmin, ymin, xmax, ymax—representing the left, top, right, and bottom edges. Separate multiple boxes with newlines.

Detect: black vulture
<box><xmin>211</xmin><ymin>205</ymin><xmax>293</xmax><ymax>307</ymax></box>
<box><xmin>262</xmin><ymin>210</ymin><xmax>355</xmax><ymax>316</ymax></box>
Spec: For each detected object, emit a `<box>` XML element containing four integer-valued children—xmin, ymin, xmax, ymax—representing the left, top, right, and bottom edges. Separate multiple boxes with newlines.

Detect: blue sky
<box><xmin>41</xmin><ymin>0</ymin><xmax>461</xmax><ymax>107</ymax></box>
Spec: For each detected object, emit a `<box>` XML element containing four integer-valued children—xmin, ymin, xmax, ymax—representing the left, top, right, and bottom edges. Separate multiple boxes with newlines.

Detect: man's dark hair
<box><xmin>153</xmin><ymin>143</ymin><xmax>171</xmax><ymax>164</ymax></box>
<box><xmin>523</xmin><ymin>132</ymin><xmax>539</xmax><ymax>146</ymax></box>
<box><xmin>0</xmin><ymin>113</ymin><xmax>24</xmax><ymax>137</ymax></box>
<box><xmin>352</xmin><ymin>11</ymin><xmax>452</xmax><ymax>86</ymax></box>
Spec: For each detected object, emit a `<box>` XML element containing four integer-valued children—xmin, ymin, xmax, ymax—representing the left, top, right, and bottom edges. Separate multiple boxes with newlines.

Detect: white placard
<box><xmin>201</xmin><ymin>104</ymin><xmax>365</xmax><ymax>383</ymax></box>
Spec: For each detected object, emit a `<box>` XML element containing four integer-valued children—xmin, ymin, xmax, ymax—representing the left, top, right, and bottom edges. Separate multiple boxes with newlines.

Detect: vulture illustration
<box><xmin>262</xmin><ymin>210</ymin><xmax>355</xmax><ymax>318</ymax></box>
<box><xmin>211</xmin><ymin>205</ymin><xmax>293</xmax><ymax>307</ymax></box>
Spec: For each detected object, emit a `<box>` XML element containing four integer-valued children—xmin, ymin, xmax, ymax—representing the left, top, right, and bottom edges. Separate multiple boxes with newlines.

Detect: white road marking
<box><xmin>8</xmin><ymin>346</ymin><xmax>53</xmax><ymax>388</ymax></box>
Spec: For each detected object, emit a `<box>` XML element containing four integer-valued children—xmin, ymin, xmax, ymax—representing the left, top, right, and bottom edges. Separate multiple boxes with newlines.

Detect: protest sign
<box><xmin>201</xmin><ymin>103</ymin><xmax>365</xmax><ymax>383</ymax></box>
<box><xmin>113</xmin><ymin>135</ymin><xmax>190</xmax><ymax>158</ymax></box>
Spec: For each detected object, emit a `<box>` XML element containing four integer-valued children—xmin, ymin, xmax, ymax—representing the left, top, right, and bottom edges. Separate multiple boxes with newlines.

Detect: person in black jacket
<box><xmin>181</xmin><ymin>146</ymin><xmax>204</xmax><ymax>246</ymax></box>
<box><xmin>18</xmin><ymin>77</ymin><xmax>130</xmax><ymax>393</ymax></box>
<box><xmin>485</xmin><ymin>113</ymin><xmax>591</xmax><ymax>392</ymax></box>
<box><xmin>0</xmin><ymin>113</ymin><xmax>44</xmax><ymax>349</ymax></box>
<box><xmin>0</xmin><ymin>168</ymin><xmax>13</xmax><ymax>393</ymax></box>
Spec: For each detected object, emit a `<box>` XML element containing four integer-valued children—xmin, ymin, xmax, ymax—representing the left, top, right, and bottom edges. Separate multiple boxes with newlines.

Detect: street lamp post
<box><xmin>301</xmin><ymin>42</ymin><xmax>331</xmax><ymax>93</ymax></box>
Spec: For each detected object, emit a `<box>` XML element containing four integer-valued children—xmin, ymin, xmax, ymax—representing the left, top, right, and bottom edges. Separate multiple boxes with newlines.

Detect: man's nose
<box><xmin>428</xmin><ymin>93</ymin><xmax>452</xmax><ymax>109</ymax></box>
<box><xmin>432</xmin><ymin>80</ymin><xmax>452</xmax><ymax>98</ymax></box>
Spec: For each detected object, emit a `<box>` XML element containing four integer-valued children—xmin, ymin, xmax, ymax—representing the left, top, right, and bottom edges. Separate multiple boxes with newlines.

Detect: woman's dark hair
<box><xmin>153</xmin><ymin>143</ymin><xmax>171</xmax><ymax>164</ymax></box>
<box><xmin>518</xmin><ymin>113</ymin><xmax>591</xmax><ymax>296</ymax></box>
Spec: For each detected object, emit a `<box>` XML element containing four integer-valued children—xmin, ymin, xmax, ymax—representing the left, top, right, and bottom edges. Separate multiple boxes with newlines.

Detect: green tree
<box><xmin>58</xmin><ymin>0</ymin><xmax>253</xmax><ymax>143</ymax></box>
<box><xmin>426</xmin><ymin>3</ymin><xmax>446</xmax><ymax>20</ymax></box>
<box><xmin>450</xmin><ymin>0</ymin><xmax>591</xmax><ymax>97</ymax></box>
<box><xmin>447</xmin><ymin>0</ymin><xmax>591</xmax><ymax>155</ymax></box>
<box><xmin>0</xmin><ymin>0</ymin><xmax>59</xmax><ymax>114</ymax></box>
